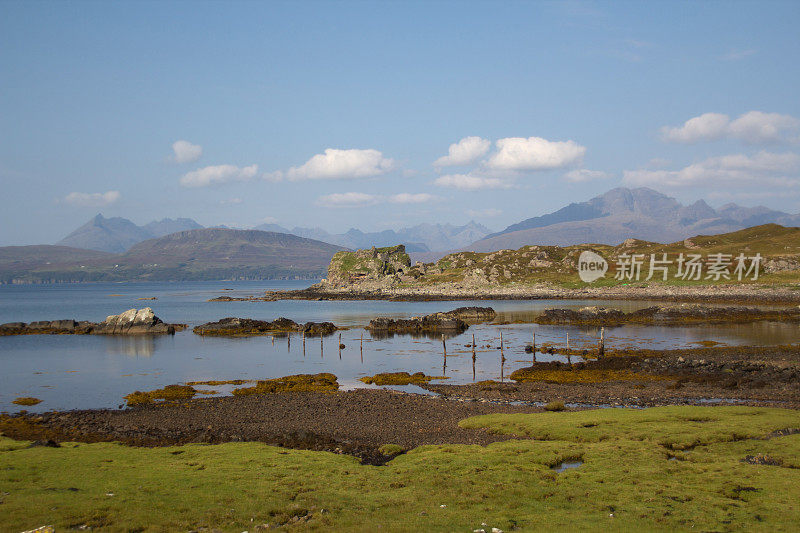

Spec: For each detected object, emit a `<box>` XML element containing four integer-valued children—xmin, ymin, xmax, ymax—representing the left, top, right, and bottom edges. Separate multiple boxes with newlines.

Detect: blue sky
<box><xmin>1</xmin><ymin>0</ymin><xmax>799</xmax><ymax>245</ymax></box>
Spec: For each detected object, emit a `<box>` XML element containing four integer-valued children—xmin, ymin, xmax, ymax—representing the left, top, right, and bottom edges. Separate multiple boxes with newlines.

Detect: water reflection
<box><xmin>369</xmin><ymin>330</ymin><xmax>463</xmax><ymax>340</ymax></box>
<box><xmin>104</xmin><ymin>335</ymin><xmax>156</xmax><ymax>357</ymax></box>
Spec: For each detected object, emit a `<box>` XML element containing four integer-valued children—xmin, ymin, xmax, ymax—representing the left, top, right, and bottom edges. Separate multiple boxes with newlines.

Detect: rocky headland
<box><xmin>210</xmin><ymin>225</ymin><xmax>800</xmax><ymax>304</ymax></box>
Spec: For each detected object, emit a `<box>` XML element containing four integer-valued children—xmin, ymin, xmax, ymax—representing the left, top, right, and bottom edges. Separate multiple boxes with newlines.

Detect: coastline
<box><xmin>211</xmin><ymin>282</ymin><xmax>800</xmax><ymax>304</ymax></box>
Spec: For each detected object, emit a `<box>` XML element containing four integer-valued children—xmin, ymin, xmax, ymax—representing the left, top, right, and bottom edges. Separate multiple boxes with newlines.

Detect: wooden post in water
<box><xmin>271</xmin><ymin>335</ymin><xmax>274</xmax><ymax>346</ymax></box>
<box><xmin>360</xmin><ymin>332</ymin><xmax>363</xmax><ymax>363</ymax></box>
<box><xmin>532</xmin><ymin>331</ymin><xmax>536</xmax><ymax>363</ymax></box>
<box><xmin>302</xmin><ymin>330</ymin><xmax>306</xmax><ymax>357</ymax></box>
<box><xmin>566</xmin><ymin>330</ymin><xmax>571</xmax><ymax>365</ymax></box>
<box><xmin>500</xmin><ymin>330</ymin><xmax>505</xmax><ymax>362</ymax></box>
<box><xmin>599</xmin><ymin>327</ymin><xmax>605</xmax><ymax>358</ymax></box>
<box><xmin>338</xmin><ymin>332</ymin><xmax>342</xmax><ymax>359</ymax></box>
<box><xmin>442</xmin><ymin>339</ymin><xmax>447</xmax><ymax>375</ymax></box>
<box><xmin>472</xmin><ymin>333</ymin><xmax>476</xmax><ymax>381</ymax></box>
<box><xmin>287</xmin><ymin>333</ymin><xmax>291</xmax><ymax>352</ymax></box>
<box><xmin>320</xmin><ymin>334</ymin><xmax>323</xmax><ymax>358</ymax></box>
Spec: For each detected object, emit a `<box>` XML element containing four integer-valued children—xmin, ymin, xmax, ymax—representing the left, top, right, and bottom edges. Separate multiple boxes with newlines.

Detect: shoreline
<box><xmin>4</xmin><ymin>343</ymin><xmax>798</xmax><ymax>462</ymax></box>
<box><xmin>209</xmin><ymin>282</ymin><xmax>800</xmax><ymax>305</ymax></box>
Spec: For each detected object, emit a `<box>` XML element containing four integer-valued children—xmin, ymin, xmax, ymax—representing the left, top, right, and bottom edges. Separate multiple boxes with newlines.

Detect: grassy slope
<box><xmin>2</xmin><ymin>406</ymin><xmax>800</xmax><ymax>531</ymax></box>
<box><xmin>400</xmin><ymin>223</ymin><xmax>800</xmax><ymax>288</ymax></box>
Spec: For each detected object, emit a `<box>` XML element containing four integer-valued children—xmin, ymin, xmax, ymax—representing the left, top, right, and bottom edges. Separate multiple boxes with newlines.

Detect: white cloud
<box><xmin>433</xmin><ymin>174</ymin><xmax>512</xmax><ymax>191</ymax></box>
<box><xmin>485</xmin><ymin>137</ymin><xmax>586</xmax><ymax>170</ymax></box>
<box><xmin>261</xmin><ymin>216</ymin><xmax>279</xmax><ymax>224</ymax></box>
<box><xmin>172</xmin><ymin>140</ymin><xmax>203</xmax><ymax>163</ymax></box>
<box><xmin>433</xmin><ymin>136</ymin><xmax>491</xmax><ymax>167</ymax></box>
<box><xmin>180</xmin><ymin>164</ymin><xmax>258</xmax><ymax>187</ymax></box>
<box><xmin>316</xmin><ymin>192</ymin><xmax>381</xmax><ymax>208</ymax></box>
<box><xmin>661</xmin><ymin>113</ymin><xmax>730</xmax><ymax>143</ymax></box>
<box><xmin>623</xmin><ymin>151</ymin><xmax>800</xmax><ymax>188</ymax></box>
<box><xmin>220</xmin><ymin>197</ymin><xmax>243</xmax><ymax>205</ymax></box>
<box><xmin>284</xmin><ymin>148</ymin><xmax>395</xmax><ymax>181</ymax></box>
<box><xmin>389</xmin><ymin>193</ymin><xmax>436</xmax><ymax>204</ymax></box>
<box><xmin>563</xmin><ymin>169</ymin><xmax>610</xmax><ymax>182</ymax></box>
<box><xmin>62</xmin><ymin>190</ymin><xmax>121</xmax><ymax>207</ymax></box>
<box><xmin>729</xmin><ymin>111</ymin><xmax>800</xmax><ymax>144</ymax></box>
<box><xmin>467</xmin><ymin>208</ymin><xmax>502</xmax><ymax>218</ymax></box>
<box><xmin>662</xmin><ymin>111</ymin><xmax>799</xmax><ymax>144</ymax></box>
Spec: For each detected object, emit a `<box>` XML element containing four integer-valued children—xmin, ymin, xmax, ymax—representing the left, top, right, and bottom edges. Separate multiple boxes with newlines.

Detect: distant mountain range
<box><xmin>55</xmin><ymin>215</ymin><xmax>491</xmax><ymax>254</ymax></box>
<box><xmin>465</xmin><ymin>187</ymin><xmax>800</xmax><ymax>253</ymax></box>
<box><xmin>253</xmin><ymin>221</ymin><xmax>491</xmax><ymax>252</ymax></box>
<box><xmin>57</xmin><ymin>214</ymin><xmax>203</xmax><ymax>253</ymax></box>
<box><xmin>5</xmin><ymin>186</ymin><xmax>799</xmax><ymax>283</ymax></box>
<box><xmin>1</xmin><ymin>229</ymin><xmax>345</xmax><ymax>283</ymax></box>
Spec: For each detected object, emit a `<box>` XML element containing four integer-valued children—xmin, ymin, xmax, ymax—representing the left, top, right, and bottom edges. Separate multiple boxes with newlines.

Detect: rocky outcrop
<box><xmin>193</xmin><ymin>317</ymin><xmax>337</xmax><ymax>336</ymax></box>
<box><xmin>0</xmin><ymin>308</ymin><xmax>184</xmax><ymax>335</ymax></box>
<box><xmin>323</xmin><ymin>245</ymin><xmax>412</xmax><ymax>288</ymax></box>
<box><xmin>438</xmin><ymin>306</ymin><xmax>496</xmax><ymax>321</ymax></box>
<box><xmin>366</xmin><ymin>309</ymin><xmax>470</xmax><ymax>334</ymax></box>
<box><xmin>534</xmin><ymin>304</ymin><xmax>800</xmax><ymax>326</ymax></box>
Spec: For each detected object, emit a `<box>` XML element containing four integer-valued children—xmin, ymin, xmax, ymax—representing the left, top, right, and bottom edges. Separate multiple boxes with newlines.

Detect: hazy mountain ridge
<box><xmin>253</xmin><ymin>221</ymin><xmax>492</xmax><ymax>252</ymax></box>
<box><xmin>2</xmin><ymin>228</ymin><xmax>346</xmax><ymax>283</ymax></box>
<box><xmin>468</xmin><ymin>188</ymin><xmax>800</xmax><ymax>253</ymax></box>
<box><xmin>57</xmin><ymin>214</ymin><xmax>204</xmax><ymax>253</ymax></box>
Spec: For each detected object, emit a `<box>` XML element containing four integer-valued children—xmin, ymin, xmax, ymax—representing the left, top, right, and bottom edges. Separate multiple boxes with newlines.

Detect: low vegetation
<box><xmin>359</xmin><ymin>372</ymin><xmax>447</xmax><ymax>386</ymax></box>
<box><xmin>11</xmin><ymin>397</ymin><xmax>42</xmax><ymax>406</ymax></box>
<box><xmin>231</xmin><ymin>373</ymin><xmax>339</xmax><ymax>395</ymax></box>
<box><xmin>124</xmin><ymin>385</ymin><xmax>198</xmax><ymax>406</ymax></box>
<box><xmin>2</xmin><ymin>406</ymin><xmax>800</xmax><ymax>531</ymax></box>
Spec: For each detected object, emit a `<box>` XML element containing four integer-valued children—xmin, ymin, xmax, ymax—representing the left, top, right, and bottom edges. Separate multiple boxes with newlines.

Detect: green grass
<box><xmin>391</xmin><ymin>224</ymin><xmax>800</xmax><ymax>288</ymax></box>
<box><xmin>2</xmin><ymin>406</ymin><xmax>800</xmax><ymax>531</ymax></box>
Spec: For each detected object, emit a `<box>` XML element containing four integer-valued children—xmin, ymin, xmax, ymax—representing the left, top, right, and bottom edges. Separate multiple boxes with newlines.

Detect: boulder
<box><xmin>94</xmin><ymin>307</ymin><xmax>177</xmax><ymax>334</ymax></box>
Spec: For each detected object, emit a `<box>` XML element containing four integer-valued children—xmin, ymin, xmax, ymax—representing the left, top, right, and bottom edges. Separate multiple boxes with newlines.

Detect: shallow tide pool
<box><xmin>1</xmin><ymin>280</ymin><xmax>798</xmax><ymax>412</ymax></box>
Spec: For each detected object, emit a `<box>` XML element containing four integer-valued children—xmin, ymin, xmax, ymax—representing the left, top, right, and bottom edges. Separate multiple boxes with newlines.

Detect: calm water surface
<box><xmin>1</xmin><ymin>281</ymin><xmax>798</xmax><ymax>412</ymax></box>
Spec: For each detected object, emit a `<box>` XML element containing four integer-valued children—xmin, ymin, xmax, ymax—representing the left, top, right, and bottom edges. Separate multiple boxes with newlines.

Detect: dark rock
<box><xmin>193</xmin><ymin>317</ymin><xmax>337</xmax><ymax>336</ymax></box>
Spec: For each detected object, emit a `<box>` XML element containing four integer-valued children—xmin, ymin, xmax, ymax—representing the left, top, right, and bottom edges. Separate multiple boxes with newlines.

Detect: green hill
<box><xmin>321</xmin><ymin>224</ymin><xmax>800</xmax><ymax>290</ymax></box>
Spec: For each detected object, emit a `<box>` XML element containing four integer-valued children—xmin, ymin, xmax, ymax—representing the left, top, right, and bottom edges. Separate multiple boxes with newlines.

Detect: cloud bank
<box><xmin>316</xmin><ymin>191</ymin><xmax>437</xmax><ymax>208</ymax></box>
<box><xmin>623</xmin><ymin>151</ymin><xmax>800</xmax><ymax>188</ymax></box>
<box><xmin>180</xmin><ymin>164</ymin><xmax>258</xmax><ymax>187</ymax></box>
<box><xmin>563</xmin><ymin>169</ymin><xmax>610</xmax><ymax>182</ymax></box>
<box><xmin>433</xmin><ymin>174</ymin><xmax>512</xmax><ymax>191</ymax></box>
<box><xmin>62</xmin><ymin>190</ymin><xmax>121</xmax><ymax>207</ymax></box>
<box><xmin>662</xmin><ymin>111</ymin><xmax>799</xmax><ymax>144</ymax></box>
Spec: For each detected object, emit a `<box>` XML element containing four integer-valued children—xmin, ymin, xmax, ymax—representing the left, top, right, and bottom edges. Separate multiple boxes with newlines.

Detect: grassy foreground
<box><xmin>2</xmin><ymin>406</ymin><xmax>800</xmax><ymax>532</ymax></box>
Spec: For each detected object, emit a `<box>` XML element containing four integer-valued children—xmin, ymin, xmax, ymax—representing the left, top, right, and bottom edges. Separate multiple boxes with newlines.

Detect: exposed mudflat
<box><xmin>0</xmin><ymin>389</ymin><xmax>540</xmax><ymax>465</ymax></box>
<box><xmin>424</xmin><ymin>344</ymin><xmax>800</xmax><ymax>408</ymax></box>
